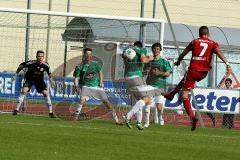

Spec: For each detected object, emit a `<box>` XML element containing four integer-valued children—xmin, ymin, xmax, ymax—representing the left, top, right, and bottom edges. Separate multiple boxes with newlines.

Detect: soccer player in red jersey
<box><xmin>162</xmin><ymin>26</ymin><xmax>232</xmax><ymax>131</ymax></box>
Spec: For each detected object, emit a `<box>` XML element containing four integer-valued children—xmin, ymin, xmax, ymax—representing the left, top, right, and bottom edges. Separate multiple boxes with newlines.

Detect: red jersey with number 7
<box><xmin>186</xmin><ymin>37</ymin><xmax>219</xmax><ymax>71</ymax></box>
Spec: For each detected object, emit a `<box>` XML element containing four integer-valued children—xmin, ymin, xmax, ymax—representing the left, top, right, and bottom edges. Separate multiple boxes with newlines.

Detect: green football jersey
<box><xmin>123</xmin><ymin>47</ymin><xmax>148</xmax><ymax>77</ymax></box>
<box><xmin>73</xmin><ymin>61</ymin><xmax>102</xmax><ymax>87</ymax></box>
<box><xmin>146</xmin><ymin>57</ymin><xmax>172</xmax><ymax>89</ymax></box>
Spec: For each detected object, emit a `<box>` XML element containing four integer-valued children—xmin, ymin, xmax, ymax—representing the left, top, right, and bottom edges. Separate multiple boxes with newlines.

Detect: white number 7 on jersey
<box><xmin>199</xmin><ymin>42</ymin><xmax>208</xmax><ymax>56</ymax></box>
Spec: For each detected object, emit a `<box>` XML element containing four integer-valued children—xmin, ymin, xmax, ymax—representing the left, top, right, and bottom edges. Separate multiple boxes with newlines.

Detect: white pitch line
<box><xmin>2</xmin><ymin>121</ymin><xmax>238</xmax><ymax>140</ymax></box>
<box><xmin>8</xmin><ymin>121</ymin><xmax>42</xmax><ymax>126</ymax></box>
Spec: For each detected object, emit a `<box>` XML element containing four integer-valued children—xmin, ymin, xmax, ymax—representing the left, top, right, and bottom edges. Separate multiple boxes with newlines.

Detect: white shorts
<box><xmin>130</xmin><ymin>85</ymin><xmax>163</xmax><ymax>98</ymax></box>
<box><xmin>125</xmin><ymin>76</ymin><xmax>146</xmax><ymax>88</ymax></box>
<box><xmin>125</xmin><ymin>76</ymin><xmax>163</xmax><ymax>98</ymax></box>
<box><xmin>147</xmin><ymin>95</ymin><xmax>165</xmax><ymax>108</ymax></box>
<box><xmin>152</xmin><ymin>95</ymin><xmax>164</xmax><ymax>104</ymax></box>
<box><xmin>79</xmin><ymin>86</ymin><xmax>108</xmax><ymax>101</ymax></box>
<box><xmin>144</xmin><ymin>95</ymin><xmax>165</xmax><ymax>112</ymax></box>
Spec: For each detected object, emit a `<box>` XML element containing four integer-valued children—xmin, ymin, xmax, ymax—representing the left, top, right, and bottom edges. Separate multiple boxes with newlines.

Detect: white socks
<box><xmin>145</xmin><ymin>111</ymin><xmax>150</xmax><ymax>125</ymax></box>
<box><xmin>154</xmin><ymin>107</ymin><xmax>159</xmax><ymax>123</ymax></box>
<box><xmin>15</xmin><ymin>94</ymin><xmax>26</xmax><ymax>111</ymax></box>
<box><xmin>16</xmin><ymin>94</ymin><xmax>53</xmax><ymax>114</ymax></box>
<box><xmin>44</xmin><ymin>96</ymin><xmax>53</xmax><ymax>113</ymax></box>
<box><xmin>136</xmin><ymin>108</ymin><xmax>142</xmax><ymax>124</ymax></box>
<box><xmin>155</xmin><ymin>107</ymin><xmax>164</xmax><ymax>124</ymax></box>
<box><xmin>126</xmin><ymin>99</ymin><xmax>145</xmax><ymax>120</ymax></box>
<box><xmin>143</xmin><ymin>105</ymin><xmax>164</xmax><ymax>125</ymax></box>
<box><xmin>110</xmin><ymin>110</ymin><xmax>119</xmax><ymax>123</ymax></box>
<box><xmin>159</xmin><ymin>107</ymin><xmax>164</xmax><ymax>120</ymax></box>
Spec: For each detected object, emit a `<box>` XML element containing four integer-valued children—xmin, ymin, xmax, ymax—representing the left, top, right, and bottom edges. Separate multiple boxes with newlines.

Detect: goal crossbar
<box><xmin>0</xmin><ymin>7</ymin><xmax>164</xmax><ymax>23</ymax></box>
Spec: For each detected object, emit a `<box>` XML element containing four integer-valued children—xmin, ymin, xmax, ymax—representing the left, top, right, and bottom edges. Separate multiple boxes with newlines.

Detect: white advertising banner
<box><xmin>164</xmin><ymin>88</ymin><xmax>240</xmax><ymax>114</ymax></box>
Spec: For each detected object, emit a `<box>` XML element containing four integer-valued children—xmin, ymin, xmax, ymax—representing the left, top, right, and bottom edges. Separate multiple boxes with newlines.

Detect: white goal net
<box><xmin>0</xmin><ymin>7</ymin><xmax>165</xmax><ymax>120</ymax></box>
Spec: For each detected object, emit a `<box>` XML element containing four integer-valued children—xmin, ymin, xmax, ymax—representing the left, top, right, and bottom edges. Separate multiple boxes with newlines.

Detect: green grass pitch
<box><xmin>0</xmin><ymin>113</ymin><xmax>239</xmax><ymax>160</ymax></box>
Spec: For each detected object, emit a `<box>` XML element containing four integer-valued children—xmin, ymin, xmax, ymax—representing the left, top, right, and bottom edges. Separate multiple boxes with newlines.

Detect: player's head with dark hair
<box><xmin>83</xmin><ymin>48</ymin><xmax>93</xmax><ymax>54</ymax></box>
<box><xmin>152</xmin><ymin>42</ymin><xmax>162</xmax><ymax>57</ymax></box>
<box><xmin>36</xmin><ymin>50</ymin><xmax>45</xmax><ymax>63</ymax></box>
<box><xmin>225</xmin><ymin>78</ymin><xmax>232</xmax><ymax>84</ymax></box>
<box><xmin>151</xmin><ymin>42</ymin><xmax>162</xmax><ymax>51</ymax></box>
<box><xmin>199</xmin><ymin>26</ymin><xmax>209</xmax><ymax>37</ymax></box>
<box><xmin>134</xmin><ymin>41</ymin><xmax>143</xmax><ymax>48</ymax></box>
<box><xmin>36</xmin><ymin>50</ymin><xmax>45</xmax><ymax>56</ymax></box>
<box><xmin>82</xmin><ymin>48</ymin><xmax>93</xmax><ymax>62</ymax></box>
<box><xmin>225</xmin><ymin>78</ymin><xmax>232</xmax><ymax>88</ymax></box>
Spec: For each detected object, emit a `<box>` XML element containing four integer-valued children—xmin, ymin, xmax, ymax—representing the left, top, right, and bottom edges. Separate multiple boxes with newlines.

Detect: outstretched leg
<box><xmin>162</xmin><ymin>80</ymin><xmax>184</xmax><ymax>101</ymax></box>
<box><xmin>13</xmin><ymin>87</ymin><xmax>29</xmax><ymax>115</ymax></box>
<box><xmin>103</xmin><ymin>100</ymin><xmax>122</xmax><ymax>125</ymax></box>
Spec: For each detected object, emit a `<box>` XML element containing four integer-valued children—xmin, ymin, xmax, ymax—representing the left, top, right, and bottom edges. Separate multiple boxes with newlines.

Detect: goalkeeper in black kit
<box><xmin>12</xmin><ymin>50</ymin><xmax>56</xmax><ymax>118</ymax></box>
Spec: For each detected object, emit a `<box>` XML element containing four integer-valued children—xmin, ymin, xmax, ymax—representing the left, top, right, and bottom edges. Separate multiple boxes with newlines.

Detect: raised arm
<box><xmin>214</xmin><ymin>48</ymin><xmax>232</xmax><ymax>73</ymax></box>
<box><xmin>174</xmin><ymin>47</ymin><xmax>190</xmax><ymax>66</ymax></box>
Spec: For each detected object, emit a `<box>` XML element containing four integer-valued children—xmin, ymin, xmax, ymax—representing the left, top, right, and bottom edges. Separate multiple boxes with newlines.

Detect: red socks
<box><xmin>182</xmin><ymin>98</ymin><xmax>195</xmax><ymax>120</ymax></box>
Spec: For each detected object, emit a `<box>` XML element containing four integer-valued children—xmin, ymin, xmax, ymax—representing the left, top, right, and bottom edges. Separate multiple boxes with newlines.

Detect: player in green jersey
<box><xmin>73</xmin><ymin>48</ymin><xmax>122</xmax><ymax>125</ymax></box>
<box><xmin>123</xmin><ymin>41</ymin><xmax>158</xmax><ymax>130</ymax></box>
<box><xmin>143</xmin><ymin>42</ymin><xmax>172</xmax><ymax>127</ymax></box>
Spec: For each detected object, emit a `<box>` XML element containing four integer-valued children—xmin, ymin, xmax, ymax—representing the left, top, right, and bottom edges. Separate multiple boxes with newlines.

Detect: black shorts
<box><xmin>23</xmin><ymin>79</ymin><xmax>47</xmax><ymax>93</ymax></box>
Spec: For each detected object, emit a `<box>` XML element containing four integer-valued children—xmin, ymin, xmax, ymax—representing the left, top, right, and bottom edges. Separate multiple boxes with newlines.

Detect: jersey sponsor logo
<box><xmin>192</xmin><ymin>56</ymin><xmax>206</xmax><ymax>61</ymax></box>
<box><xmin>83</xmin><ymin>72</ymin><xmax>96</xmax><ymax>82</ymax></box>
<box><xmin>198</xmin><ymin>39</ymin><xmax>213</xmax><ymax>44</ymax></box>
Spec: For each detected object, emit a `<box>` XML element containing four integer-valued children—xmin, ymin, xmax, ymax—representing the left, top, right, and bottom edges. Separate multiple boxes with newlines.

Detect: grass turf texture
<box><xmin>0</xmin><ymin>113</ymin><xmax>239</xmax><ymax>160</ymax></box>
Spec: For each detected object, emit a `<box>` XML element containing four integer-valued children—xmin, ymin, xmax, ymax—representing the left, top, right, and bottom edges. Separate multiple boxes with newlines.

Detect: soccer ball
<box><xmin>123</xmin><ymin>48</ymin><xmax>136</xmax><ymax>60</ymax></box>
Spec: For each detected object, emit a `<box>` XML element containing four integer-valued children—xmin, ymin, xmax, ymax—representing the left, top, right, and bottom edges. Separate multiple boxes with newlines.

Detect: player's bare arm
<box><xmin>174</xmin><ymin>48</ymin><xmax>190</xmax><ymax>66</ymax></box>
<box><xmin>99</xmin><ymin>71</ymin><xmax>104</xmax><ymax>87</ymax></box>
<box><xmin>140</xmin><ymin>54</ymin><xmax>154</xmax><ymax>63</ymax></box>
<box><xmin>74</xmin><ymin>77</ymin><xmax>79</xmax><ymax>91</ymax></box>
<box><xmin>215</xmin><ymin>48</ymin><xmax>232</xmax><ymax>73</ymax></box>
